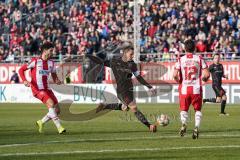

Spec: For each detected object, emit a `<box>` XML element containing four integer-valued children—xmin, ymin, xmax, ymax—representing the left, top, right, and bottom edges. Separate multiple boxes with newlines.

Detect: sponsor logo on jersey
<box><xmin>39</xmin><ymin>70</ymin><xmax>49</xmax><ymax>75</ymax></box>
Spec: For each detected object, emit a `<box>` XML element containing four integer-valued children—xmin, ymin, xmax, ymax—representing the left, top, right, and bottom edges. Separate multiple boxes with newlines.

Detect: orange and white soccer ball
<box><xmin>156</xmin><ymin>114</ymin><xmax>170</xmax><ymax>127</ymax></box>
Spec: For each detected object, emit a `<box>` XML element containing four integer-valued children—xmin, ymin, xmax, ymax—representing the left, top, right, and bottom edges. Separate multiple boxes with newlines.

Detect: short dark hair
<box><xmin>123</xmin><ymin>46</ymin><xmax>134</xmax><ymax>52</ymax></box>
<box><xmin>184</xmin><ymin>39</ymin><xmax>195</xmax><ymax>52</ymax></box>
<box><xmin>213</xmin><ymin>53</ymin><xmax>220</xmax><ymax>57</ymax></box>
<box><xmin>41</xmin><ymin>42</ymin><xmax>54</xmax><ymax>51</ymax></box>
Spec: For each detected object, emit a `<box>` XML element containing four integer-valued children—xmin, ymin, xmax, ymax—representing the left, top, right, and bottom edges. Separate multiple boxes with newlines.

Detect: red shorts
<box><xmin>179</xmin><ymin>93</ymin><xmax>202</xmax><ymax>111</ymax></box>
<box><xmin>33</xmin><ymin>89</ymin><xmax>58</xmax><ymax>105</ymax></box>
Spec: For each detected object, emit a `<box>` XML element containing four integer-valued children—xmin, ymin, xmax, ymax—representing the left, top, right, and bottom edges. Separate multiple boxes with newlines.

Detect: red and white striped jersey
<box><xmin>27</xmin><ymin>58</ymin><xmax>56</xmax><ymax>91</ymax></box>
<box><xmin>175</xmin><ymin>53</ymin><xmax>207</xmax><ymax>95</ymax></box>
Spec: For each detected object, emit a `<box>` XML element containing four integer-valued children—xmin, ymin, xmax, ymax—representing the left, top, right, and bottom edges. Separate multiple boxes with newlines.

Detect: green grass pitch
<box><xmin>0</xmin><ymin>103</ymin><xmax>240</xmax><ymax>160</ymax></box>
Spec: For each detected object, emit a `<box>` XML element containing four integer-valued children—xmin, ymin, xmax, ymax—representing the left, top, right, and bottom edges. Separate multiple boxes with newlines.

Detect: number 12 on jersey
<box><xmin>184</xmin><ymin>66</ymin><xmax>198</xmax><ymax>81</ymax></box>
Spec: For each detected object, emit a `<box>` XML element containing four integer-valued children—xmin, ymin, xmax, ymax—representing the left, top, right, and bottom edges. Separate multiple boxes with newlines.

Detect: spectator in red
<box><xmin>101</xmin><ymin>0</ymin><xmax>109</xmax><ymax>15</ymax></box>
<box><xmin>196</xmin><ymin>40</ymin><xmax>207</xmax><ymax>52</ymax></box>
<box><xmin>10</xmin><ymin>35</ymin><xmax>20</xmax><ymax>49</ymax></box>
<box><xmin>78</xmin><ymin>10</ymin><xmax>85</xmax><ymax>23</ymax></box>
<box><xmin>148</xmin><ymin>21</ymin><xmax>157</xmax><ymax>38</ymax></box>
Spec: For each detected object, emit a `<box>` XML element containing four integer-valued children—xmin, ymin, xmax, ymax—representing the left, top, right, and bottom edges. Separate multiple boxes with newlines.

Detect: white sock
<box><xmin>180</xmin><ymin>111</ymin><xmax>188</xmax><ymax>125</ymax></box>
<box><xmin>47</xmin><ymin>108</ymin><xmax>62</xmax><ymax>129</ymax></box>
<box><xmin>41</xmin><ymin>114</ymin><xmax>51</xmax><ymax>124</ymax></box>
<box><xmin>195</xmin><ymin>111</ymin><xmax>202</xmax><ymax>128</ymax></box>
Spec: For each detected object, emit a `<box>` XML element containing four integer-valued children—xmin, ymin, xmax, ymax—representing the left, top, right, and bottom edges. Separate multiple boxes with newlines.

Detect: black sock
<box><xmin>104</xmin><ymin>103</ymin><xmax>122</xmax><ymax>110</ymax></box>
<box><xmin>221</xmin><ymin>100</ymin><xmax>226</xmax><ymax>113</ymax></box>
<box><xmin>204</xmin><ymin>98</ymin><xmax>217</xmax><ymax>103</ymax></box>
<box><xmin>134</xmin><ymin>110</ymin><xmax>150</xmax><ymax>128</ymax></box>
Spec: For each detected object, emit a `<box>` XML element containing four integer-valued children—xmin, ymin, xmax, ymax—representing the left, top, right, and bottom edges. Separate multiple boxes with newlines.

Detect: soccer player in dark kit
<box><xmin>87</xmin><ymin>43</ymin><xmax>157</xmax><ymax>132</ymax></box>
<box><xmin>203</xmin><ymin>54</ymin><xmax>229</xmax><ymax>115</ymax></box>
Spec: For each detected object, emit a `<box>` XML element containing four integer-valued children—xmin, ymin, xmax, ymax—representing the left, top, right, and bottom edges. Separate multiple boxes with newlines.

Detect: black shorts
<box><xmin>212</xmin><ymin>85</ymin><xmax>226</xmax><ymax>97</ymax></box>
<box><xmin>117</xmin><ymin>90</ymin><xmax>134</xmax><ymax>106</ymax></box>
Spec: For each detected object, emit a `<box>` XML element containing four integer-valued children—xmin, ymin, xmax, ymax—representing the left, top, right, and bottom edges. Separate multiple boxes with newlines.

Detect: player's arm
<box><xmin>223</xmin><ymin>74</ymin><xmax>228</xmax><ymax>79</ymax></box>
<box><xmin>131</xmin><ymin>63</ymin><xmax>152</xmax><ymax>88</ymax></box>
<box><xmin>135</xmin><ymin>74</ymin><xmax>152</xmax><ymax>89</ymax></box>
<box><xmin>173</xmin><ymin>58</ymin><xmax>180</xmax><ymax>83</ymax></box>
<box><xmin>18</xmin><ymin>59</ymin><xmax>35</xmax><ymax>87</ymax></box>
<box><xmin>51</xmin><ymin>62</ymin><xmax>62</xmax><ymax>85</ymax></box>
<box><xmin>208</xmin><ymin>64</ymin><xmax>213</xmax><ymax>73</ymax></box>
<box><xmin>135</xmin><ymin>74</ymin><xmax>157</xmax><ymax>95</ymax></box>
<box><xmin>201</xmin><ymin>58</ymin><xmax>210</xmax><ymax>82</ymax></box>
<box><xmin>221</xmin><ymin>64</ymin><xmax>228</xmax><ymax>79</ymax></box>
<box><xmin>173</xmin><ymin>69</ymin><xmax>180</xmax><ymax>83</ymax></box>
<box><xmin>132</xmin><ymin>63</ymin><xmax>156</xmax><ymax>95</ymax></box>
<box><xmin>52</xmin><ymin>73</ymin><xmax>62</xmax><ymax>85</ymax></box>
<box><xmin>86</xmin><ymin>55</ymin><xmax>110</xmax><ymax>67</ymax></box>
<box><xmin>202</xmin><ymin>68</ymin><xmax>210</xmax><ymax>82</ymax></box>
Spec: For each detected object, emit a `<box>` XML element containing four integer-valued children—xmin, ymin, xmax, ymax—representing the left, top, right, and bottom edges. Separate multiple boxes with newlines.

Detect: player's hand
<box><xmin>202</xmin><ymin>76</ymin><xmax>209</xmax><ymax>82</ymax></box>
<box><xmin>23</xmin><ymin>81</ymin><xmax>31</xmax><ymax>87</ymax></box>
<box><xmin>148</xmin><ymin>87</ymin><xmax>157</xmax><ymax>96</ymax></box>
<box><xmin>224</xmin><ymin>74</ymin><xmax>228</xmax><ymax>79</ymax></box>
<box><xmin>55</xmin><ymin>79</ymin><xmax>62</xmax><ymax>85</ymax></box>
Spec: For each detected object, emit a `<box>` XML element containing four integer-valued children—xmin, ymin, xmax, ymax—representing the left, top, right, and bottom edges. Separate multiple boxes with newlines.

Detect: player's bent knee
<box><xmin>180</xmin><ymin>111</ymin><xmax>188</xmax><ymax>116</ymax></box>
<box><xmin>128</xmin><ymin>101</ymin><xmax>137</xmax><ymax>112</ymax></box>
<box><xmin>46</xmin><ymin>99</ymin><xmax>55</xmax><ymax>108</ymax></box>
<box><xmin>195</xmin><ymin>111</ymin><xmax>202</xmax><ymax>118</ymax></box>
<box><xmin>55</xmin><ymin>105</ymin><xmax>61</xmax><ymax>115</ymax></box>
<box><xmin>129</xmin><ymin>105</ymin><xmax>137</xmax><ymax>112</ymax></box>
<box><xmin>216</xmin><ymin>97</ymin><xmax>222</xmax><ymax>103</ymax></box>
<box><xmin>222</xmin><ymin>95</ymin><xmax>227</xmax><ymax>101</ymax></box>
<box><xmin>121</xmin><ymin>104</ymin><xmax>129</xmax><ymax>111</ymax></box>
<box><xmin>195</xmin><ymin>110</ymin><xmax>202</xmax><ymax>115</ymax></box>
<box><xmin>130</xmin><ymin>106</ymin><xmax>137</xmax><ymax>112</ymax></box>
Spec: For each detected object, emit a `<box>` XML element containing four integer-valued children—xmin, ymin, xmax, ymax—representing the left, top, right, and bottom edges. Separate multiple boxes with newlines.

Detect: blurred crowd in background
<box><xmin>140</xmin><ymin>0</ymin><xmax>240</xmax><ymax>61</ymax></box>
<box><xmin>0</xmin><ymin>0</ymin><xmax>239</xmax><ymax>63</ymax></box>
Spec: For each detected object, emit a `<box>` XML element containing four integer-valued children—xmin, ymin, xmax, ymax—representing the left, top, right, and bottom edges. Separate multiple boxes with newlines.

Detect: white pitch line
<box><xmin>1</xmin><ymin>145</ymin><xmax>240</xmax><ymax>157</ymax></box>
<box><xmin>0</xmin><ymin>134</ymin><xmax>240</xmax><ymax>149</ymax></box>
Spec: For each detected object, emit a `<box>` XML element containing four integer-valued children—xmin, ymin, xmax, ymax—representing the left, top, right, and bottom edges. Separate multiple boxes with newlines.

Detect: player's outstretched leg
<box><xmin>129</xmin><ymin>102</ymin><xmax>156</xmax><ymax>132</ymax></box>
<box><xmin>203</xmin><ymin>98</ymin><xmax>217</xmax><ymax>103</ymax></box>
<box><xmin>36</xmin><ymin>115</ymin><xmax>50</xmax><ymax>133</ymax></box>
<box><xmin>37</xmin><ymin>99</ymin><xmax>66</xmax><ymax>134</ymax></box>
<box><xmin>179</xmin><ymin>111</ymin><xmax>188</xmax><ymax>137</ymax></box>
<box><xmin>192</xmin><ymin>111</ymin><xmax>202</xmax><ymax>139</ymax></box>
<box><xmin>37</xmin><ymin>105</ymin><xmax>61</xmax><ymax>133</ymax></box>
<box><xmin>220</xmin><ymin>95</ymin><xmax>229</xmax><ymax>116</ymax></box>
<box><xmin>96</xmin><ymin>103</ymin><xmax>125</xmax><ymax>113</ymax></box>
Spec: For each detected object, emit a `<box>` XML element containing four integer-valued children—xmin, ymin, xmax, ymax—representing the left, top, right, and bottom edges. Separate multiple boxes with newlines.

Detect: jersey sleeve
<box><xmin>131</xmin><ymin>62</ymin><xmax>140</xmax><ymax>77</ymax></box>
<box><xmin>27</xmin><ymin>58</ymin><xmax>36</xmax><ymax>69</ymax></box>
<box><xmin>221</xmin><ymin>64</ymin><xmax>224</xmax><ymax>77</ymax></box>
<box><xmin>18</xmin><ymin>58</ymin><xmax>36</xmax><ymax>81</ymax></box>
<box><xmin>18</xmin><ymin>64</ymin><xmax>28</xmax><ymax>81</ymax></box>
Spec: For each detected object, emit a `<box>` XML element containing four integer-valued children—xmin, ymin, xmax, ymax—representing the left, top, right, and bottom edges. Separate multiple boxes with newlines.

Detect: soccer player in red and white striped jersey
<box><xmin>173</xmin><ymin>40</ymin><xmax>210</xmax><ymax>139</ymax></box>
<box><xmin>19</xmin><ymin>42</ymin><xmax>66</xmax><ymax>134</ymax></box>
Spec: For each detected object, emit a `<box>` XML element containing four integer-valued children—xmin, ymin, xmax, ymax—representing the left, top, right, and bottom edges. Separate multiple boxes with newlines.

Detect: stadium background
<box><xmin>0</xmin><ymin>0</ymin><xmax>239</xmax><ymax>104</ymax></box>
<box><xmin>0</xmin><ymin>1</ymin><xmax>240</xmax><ymax>159</ymax></box>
